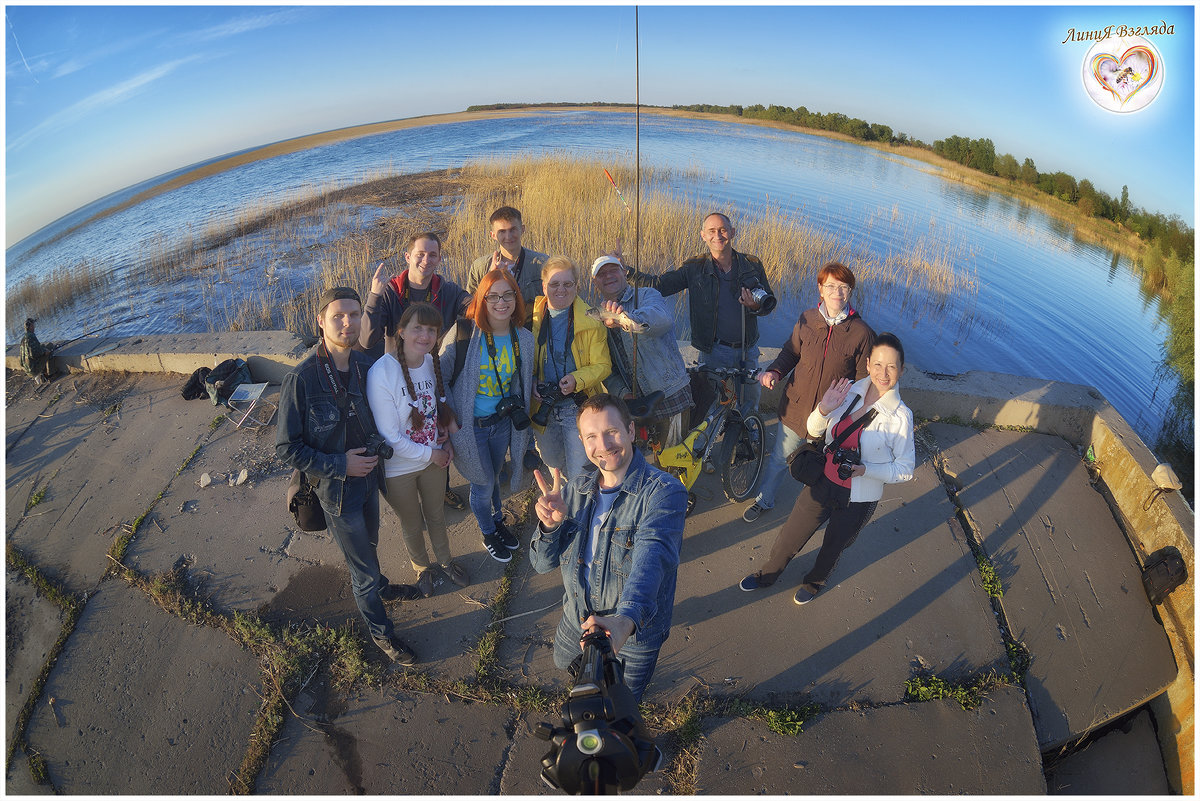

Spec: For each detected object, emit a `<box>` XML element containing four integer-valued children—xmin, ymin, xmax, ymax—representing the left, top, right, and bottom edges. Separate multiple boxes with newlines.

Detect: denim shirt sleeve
<box><xmin>613</xmin><ymin>476</ymin><xmax>686</xmax><ymax>634</ymax></box>
<box><xmin>275</xmin><ymin>368</ymin><xmax>347</xmax><ymax>480</ymax></box>
<box><xmin>622</xmin><ymin>289</ymin><xmax>674</xmax><ymax>337</ymax></box>
<box><xmin>529</xmin><ymin>518</ymin><xmax>579</xmax><ymax>574</ymax></box>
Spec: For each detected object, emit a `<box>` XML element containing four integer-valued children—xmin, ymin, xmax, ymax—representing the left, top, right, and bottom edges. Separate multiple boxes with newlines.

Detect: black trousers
<box><xmin>759</xmin><ymin>476</ymin><xmax>878</xmax><ymax>595</ymax></box>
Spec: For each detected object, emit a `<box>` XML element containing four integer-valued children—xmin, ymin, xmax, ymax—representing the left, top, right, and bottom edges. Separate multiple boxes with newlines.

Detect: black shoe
<box><xmin>793</xmin><ymin>587</ymin><xmax>817</xmax><ymax>605</ymax></box>
<box><xmin>380</xmin><ymin>583</ymin><xmax>422</xmax><ymax>602</ymax></box>
<box><xmin>739</xmin><ymin>572</ymin><xmax>773</xmax><ymax>592</ymax></box>
<box><xmin>416</xmin><ymin>568</ymin><xmax>435</xmax><ymax>599</ymax></box>
<box><xmin>444</xmin><ymin>489</ymin><xmax>466</xmax><ymax>510</ymax></box>
<box><xmin>373</xmin><ymin>634</ymin><xmax>417</xmax><ymax>665</ymax></box>
<box><xmin>494</xmin><ymin>519</ymin><xmax>520</xmax><ymax>550</ymax></box>
<box><xmin>483</xmin><ymin>532</ymin><xmax>512</xmax><ymax>563</ymax></box>
<box><xmin>523</xmin><ymin>448</ymin><xmax>543</xmax><ymax>471</ymax></box>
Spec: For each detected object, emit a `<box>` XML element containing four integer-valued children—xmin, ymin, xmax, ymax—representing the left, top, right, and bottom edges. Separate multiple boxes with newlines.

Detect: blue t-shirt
<box><xmin>474</xmin><ymin>334</ymin><xmax>515</xmax><ymax>418</ymax></box>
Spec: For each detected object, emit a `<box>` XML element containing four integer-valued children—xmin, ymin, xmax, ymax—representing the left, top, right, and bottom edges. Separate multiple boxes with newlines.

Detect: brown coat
<box><xmin>768</xmin><ymin>308</ymin><xmax>875</xmax><ymax>436</ymax></box>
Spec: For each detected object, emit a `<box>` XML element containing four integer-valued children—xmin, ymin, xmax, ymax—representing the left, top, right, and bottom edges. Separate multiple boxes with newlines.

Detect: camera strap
<box><xmin>824</xmin><ymin>395</ymin><xmax>876</xmax><ymax>453</ymax></box>
<box><xmin>484</xmin><ymin>330</ymin><xmax>524</xmax><ymax>398</ymax></box>
<box><xmin>316</xmin><ymin>339</ymin><xmax>372</xmax><ymax>446</ymax></box>
<box><xmin>536</xmin><ymin>304</ymin><xmax>575</xmax><ymax>383</ymax></box>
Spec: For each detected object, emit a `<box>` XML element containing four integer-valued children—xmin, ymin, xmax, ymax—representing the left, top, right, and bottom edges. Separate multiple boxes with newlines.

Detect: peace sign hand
<box><xmin>533</xmin><ymin>468</ymin><xmax>567</xmax><ymax>529</ymax></box>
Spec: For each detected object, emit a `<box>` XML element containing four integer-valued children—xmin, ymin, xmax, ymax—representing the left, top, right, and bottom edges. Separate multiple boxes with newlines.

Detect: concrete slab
<box><xmin>500</xmin><ymin>711</ymin><xmax>673</xmax><ymax>795</ymax></box>
<box><xmin>5</xmin><ymin>566</ymin><xmax>67</xmax><ymax>752</ymax></box>
<box><xmin>7</xmin><ymin>373</ymin><xmax>220</xmax><ymax>593</ymax></box>
<box><xmin>695</xmin><ymin>685</ymin><xmax>1045</xmax><ymax>794</ymax></box>
<box><xmin>256</xmin><ymin>685</ymin><xmax>516</xmax><ymax>793</ymax></box>
<box><xmin>5</xmin><ymin>751</ymin><xmax>55</xmax><ymax>795</ymax></box>
<box><xmin>929</xmin><ymin>424</ymin><xmax>1178</xmax><ymax>749</ymax></box>
<box><xmin>22</xmin><ymin>580</ymin><xmax>261</xmax><ymax>793</ymax></box>
<box><xmin>1045</xmin><ymin>708</ymin><xmax>1171</xmax><ymax>794</ymax></box>
<box><xmin>663</xmin><ymin>450</ymin><xmax>1006</xmax><ymax>706</ymax></box>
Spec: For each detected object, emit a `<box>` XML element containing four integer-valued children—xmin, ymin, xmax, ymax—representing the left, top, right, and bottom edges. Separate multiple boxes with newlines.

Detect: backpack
<box><xmin>205</xmin><ymin>358</ymin><xmax>252</xmax><ymax>406</ymax></box>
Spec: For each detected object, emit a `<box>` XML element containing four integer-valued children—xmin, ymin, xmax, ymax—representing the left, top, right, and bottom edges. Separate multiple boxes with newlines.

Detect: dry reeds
<box><xmin>6</xmin><ymin>259</ymin><xmax>113</xmax><ymax>337</ymax></box>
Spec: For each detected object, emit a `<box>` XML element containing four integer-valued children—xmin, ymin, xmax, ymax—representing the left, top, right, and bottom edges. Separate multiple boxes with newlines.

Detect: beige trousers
<box><xmin>382</xmin><ymin>463</ymin><xmax>450</xmax><ymax>573</ymax></box>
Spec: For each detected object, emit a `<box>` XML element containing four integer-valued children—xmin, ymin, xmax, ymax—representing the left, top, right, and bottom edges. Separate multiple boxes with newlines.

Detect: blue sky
<box><xmin>5</xmin><ymin>4</ymin><xmax>1195</xmax><ymax>245</ymax></box>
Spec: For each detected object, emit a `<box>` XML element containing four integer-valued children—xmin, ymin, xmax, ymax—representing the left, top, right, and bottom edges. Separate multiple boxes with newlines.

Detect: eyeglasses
<box><xmin>484</xmin><ymin>291</ymin><xmax>517</xmax><ymax>305</ymax></box>
<box><xmin>821</xmin><ymin>283</ymin><xmax>851</xmax><ymax>294</ymax></box>
<box><xmin>546</xmin><ymin>280</ymin><xmax>576</xmax><ymax>291</ymax></box>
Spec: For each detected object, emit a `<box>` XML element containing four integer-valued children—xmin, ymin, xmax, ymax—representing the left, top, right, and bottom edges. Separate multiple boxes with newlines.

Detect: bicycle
<box><xmin>629</xmin><ymin>364</ymin><xmax>766</xmax><ymax>515</ymax></box>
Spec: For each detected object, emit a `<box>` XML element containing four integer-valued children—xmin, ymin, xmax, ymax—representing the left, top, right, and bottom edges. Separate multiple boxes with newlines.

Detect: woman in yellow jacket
<box><xmin>530</xmin><ymin>255</ymin><xmax>612</xmax><ymax>480</ymax></box>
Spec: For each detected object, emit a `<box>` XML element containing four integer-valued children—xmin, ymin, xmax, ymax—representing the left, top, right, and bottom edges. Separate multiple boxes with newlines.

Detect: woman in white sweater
<box><xmin>367</xmin><ymin>302</ymin><xmax>468</xmax><ymax>598</ymax></box>
<box><xmin>739</xmin><ymin>332</ymin><xmax>915</xmax><ymax>604</ymax></box>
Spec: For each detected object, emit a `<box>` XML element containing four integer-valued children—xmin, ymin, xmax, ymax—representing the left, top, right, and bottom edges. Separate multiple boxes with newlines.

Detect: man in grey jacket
<box><xmin>465</xmin><ymin>206</ymin><xmax>547</xmax><ymax>309</ymax></box>
<box><xmin>590</xmin><ymin>255</ymin><xmax>692</xmax><ymax>451</ymax></box>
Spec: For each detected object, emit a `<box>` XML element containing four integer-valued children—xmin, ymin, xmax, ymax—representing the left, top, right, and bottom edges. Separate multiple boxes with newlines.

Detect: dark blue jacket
<box><xmin>275</xmin><ymin>347</ymin><xmax>381</xmax><ymax>516</ymax></box>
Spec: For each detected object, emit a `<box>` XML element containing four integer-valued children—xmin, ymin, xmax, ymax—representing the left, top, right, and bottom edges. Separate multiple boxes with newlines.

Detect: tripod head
<box><xmin>534</xmin><ymin>628</ymin><xmax>662</xmax><ymax>794</ymax></box>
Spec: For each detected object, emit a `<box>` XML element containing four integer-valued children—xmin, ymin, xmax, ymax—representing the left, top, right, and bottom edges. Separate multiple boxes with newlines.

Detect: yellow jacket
<box><xmin>530</xmin><ymin>295</ymin><xmax>613</xmax><ymax>426</ymax></box>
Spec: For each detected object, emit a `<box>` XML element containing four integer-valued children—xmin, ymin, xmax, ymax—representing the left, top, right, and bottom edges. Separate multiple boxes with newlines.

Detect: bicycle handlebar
<box><xmin>686</xmin><ymin>364</ymin><xmax>762</xmax><ymax>381</ymax></box>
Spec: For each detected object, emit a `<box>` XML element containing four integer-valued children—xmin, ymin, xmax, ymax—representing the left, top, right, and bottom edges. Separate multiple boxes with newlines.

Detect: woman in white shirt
<box><xmin>367</xmin><ymin>302</ymin><xmax>468</xmax><ymax>598</ymax></box>
<box><xmin>739</xmin><ymin>333</ymin><xmax>915</xmax><ymax>604</ymax></box>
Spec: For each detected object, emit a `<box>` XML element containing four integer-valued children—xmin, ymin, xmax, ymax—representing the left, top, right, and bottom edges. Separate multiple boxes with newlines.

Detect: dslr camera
<box><xmin>740</xmin><ymin>276</ymin><xmax>777</xmax><ymax>313</ymax></box>
<box><xmin>832</xmin><ymin>447</ymin><xmax>862</xmax><ymax>480</ymax></box>
<box><xmin>534</xmin><ymin>628</ymin><xmax>662</xmax><ymax>794</ymax></box>
<box><xmin>532</xmin><ymin>381</ymin><xmax>586</xmax><ymax>428</ymax></box>
<box><xmin>363</xmin><ymin>433</ymin><xmax>394</xmax><ymax>461</ymax></box>
<box><xmin>495</xmin><ymin>395</ymin><xmax>532</xmax><ymax>431</ymax></box>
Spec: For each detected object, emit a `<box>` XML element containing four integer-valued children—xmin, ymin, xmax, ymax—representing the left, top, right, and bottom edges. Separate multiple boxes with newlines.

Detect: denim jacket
<box><xmin>529</xmin><ymin>449</ymin><xmax>686</xmax><ymax>650</ymax></box>
<box><xmin>275</xmin><ymin>347</ymin><xmax>382</xmax><ymax>517</ymax></box>
<box><xmin>601</xmin><ymin>284</ymin><xmax>690</xmax><ymax>400</ymax></box>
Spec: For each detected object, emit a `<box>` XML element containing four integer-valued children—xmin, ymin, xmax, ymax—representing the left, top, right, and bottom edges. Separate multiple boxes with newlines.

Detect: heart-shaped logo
<box><xmin>1091</xmin><ymin>46</ymin><xmax>1158</xmax><ymax>106</ymax></box>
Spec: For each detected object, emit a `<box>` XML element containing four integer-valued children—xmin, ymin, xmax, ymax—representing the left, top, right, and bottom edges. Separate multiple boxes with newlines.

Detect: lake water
<box><xmin>5</xmin><ymin>110</ymin><xmax>1177</xmax><ymax>451</ymax></box>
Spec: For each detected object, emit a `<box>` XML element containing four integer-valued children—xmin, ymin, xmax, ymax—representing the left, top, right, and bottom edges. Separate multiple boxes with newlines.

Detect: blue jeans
<box><xmin>700</xmin><ymin>343</ymin><xmax>761</xmax><ymax>418</ymax></box>
<box><xmin>471</xmin><ymin>421</ymin><xmax>511</xmax><ymax>536</ymax></box>
<box><xmin>753</xmin><ymin>422</ymin><xmax>808</xmax><ymax>510</ymax></box>
<box><xmin>322</xmin><ymin>476</ymin><xmax>392</xmax><ymax>640</ymax></box>
<box><xmin>535</xmin><ymin>404</ymin><xmax>589</xmax><ymax>481</ymax></box>
<box><xmin>553</xmin><ymin>622</ymin><xmax>663</xmax><ymax>703</ymax></box>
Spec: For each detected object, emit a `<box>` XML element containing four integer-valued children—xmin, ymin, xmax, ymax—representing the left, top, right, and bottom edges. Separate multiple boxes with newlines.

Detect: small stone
<box><xmin>793</xmin><ymin>761</ymin><xmax>805</xmax><ymax>769</ymax></box>
<box><xmin>199</xmin><ymin>473</ymin><xmax>212</xmax><ymax>488</ymax></box>
<box><xmin>236</xmin><ymin>468</ymin><xmax>249</xmax><ymax>485</ymax></box>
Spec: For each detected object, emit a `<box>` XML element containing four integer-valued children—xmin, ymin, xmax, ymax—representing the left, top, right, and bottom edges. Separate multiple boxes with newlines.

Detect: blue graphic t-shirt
<box><xmin>474</xmin><ymin>334</ymin><xmax>515</xmax><ymax>418</ymax></box>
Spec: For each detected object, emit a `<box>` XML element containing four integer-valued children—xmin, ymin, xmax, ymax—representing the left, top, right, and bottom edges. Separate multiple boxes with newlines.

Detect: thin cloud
<box><xmin>6</xmin><ymin>12</ymin><xmax>39</xmax><ymax>83</ymax></box>
<box><xmin>182</xmin><ymin>8</ymin><xmax>308</xmax><ymax>44</ymax></box>
<box><xmin>8</xmin><ymin>55</ymin><xmax>201</xmax><ymax>153</ymax></box>
<box><xmin>52</xmin><ymin>29</ymin><xmax>166</xmax><ymax>79</ymax></box>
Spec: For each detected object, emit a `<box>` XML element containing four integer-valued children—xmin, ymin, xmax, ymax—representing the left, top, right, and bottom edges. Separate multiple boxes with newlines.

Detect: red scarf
<box><xmin>389</xmin><ymin>271</ymin><xmax>442</xmax><ymax>307</ymax></box>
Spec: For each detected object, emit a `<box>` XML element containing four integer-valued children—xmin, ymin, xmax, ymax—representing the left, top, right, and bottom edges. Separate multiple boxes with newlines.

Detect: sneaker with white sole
<box><xmin>742</xmin><ymin>502</ymin><xmax>768</xmax><ymax>523</ymax></box>
<box><xmin>793</xmin><ymin>587</ymin><xmax>816</xmax><ymax>605</ymax></box>
<box><xmin>483</xmin><ymin>532</ymin><xmax>512</xmax><ymax>563</ymax></box>
<box><xmin>739</xmin><ymin>572</ymin><xmax>772</xmax><ymax>592</ymax></box>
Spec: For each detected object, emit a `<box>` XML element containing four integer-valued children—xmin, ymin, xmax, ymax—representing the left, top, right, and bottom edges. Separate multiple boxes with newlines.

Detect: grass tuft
<box><xmin>904</xmin><ymin>671</ymin><xmax>1008</xmax><ymax>710</ymax></box>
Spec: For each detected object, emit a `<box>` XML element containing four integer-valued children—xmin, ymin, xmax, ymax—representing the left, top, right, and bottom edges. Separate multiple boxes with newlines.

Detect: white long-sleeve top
<box><xmin>807</xmin><ymin>376</ymin><xmax>915</xmax><ymax>503</ymax></box>
<box><xmin>366</xmin><ymin>352</ymin><xmax>441</xmax><ymax>478</ymax></box>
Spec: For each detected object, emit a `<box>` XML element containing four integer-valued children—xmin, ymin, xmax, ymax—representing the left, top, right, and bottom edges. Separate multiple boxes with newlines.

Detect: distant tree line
<box><xmin>466</xmin><ymin>102</ymin><xmax>642</xmax><ymax>112</ymax></box>
<box><xmin>670</xmin><ymin>102</ymin><xmax>1192</xmax><ymax>266</ymax></box>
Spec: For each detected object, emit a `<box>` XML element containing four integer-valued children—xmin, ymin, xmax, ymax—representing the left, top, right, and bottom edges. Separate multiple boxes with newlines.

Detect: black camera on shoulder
<box><xmin>496</xmin><ymin>395</ymin><xmax>532</xmax><ymax>431</ymax></box>
<box><xmin>363</xmin><ymin>433</ymin><xmax>394</xmax><ymax>461</ymax></box>
<box><xmin>535</xmin><ymin>628</ymin><xmax>662</xmax><ymax>794</ymax></box>
<box><xmin>832</xmin><ymin>447</ymin><xmax>861</xmax><ymax>480</ymax></box>
<box><xmin>532</xmin><ymin>381</ymin><xmax>587</xmax><ymax>427</ymax></box>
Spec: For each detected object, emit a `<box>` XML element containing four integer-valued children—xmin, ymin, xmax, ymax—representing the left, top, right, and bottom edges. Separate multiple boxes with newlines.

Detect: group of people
<box><xmin>275</xmin><ymin>204</ymin><xmax>915</xmax><ymax>701</ymax></box>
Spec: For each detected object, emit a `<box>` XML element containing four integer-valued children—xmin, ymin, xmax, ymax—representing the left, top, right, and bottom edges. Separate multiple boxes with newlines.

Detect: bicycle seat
<box><xmin>626</xmin><ymin>390</ymin><xmax>665</xmax><ymax>421</ymax></box>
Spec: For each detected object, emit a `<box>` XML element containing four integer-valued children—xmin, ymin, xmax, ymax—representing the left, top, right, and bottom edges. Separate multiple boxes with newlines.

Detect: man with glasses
<box><xmin>628</xmin><ymin>212</ymin><xmax>776</xmax><ymax>418</ymax></box>
<box><xmin>740</xmin><ymin>262</ymin><xmax>875</xmax><ymax>524</ymax></box>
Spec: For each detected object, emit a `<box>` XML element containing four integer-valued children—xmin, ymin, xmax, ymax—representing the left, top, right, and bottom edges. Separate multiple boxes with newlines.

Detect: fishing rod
<box><xmin>631</xmin><ymin>6</ymin><xmax>641</xmax><ymax>398</ymax></box>
<box><xmin>54</xmin><ymin>313</ymin><xmax>151</xmax><ymax>349</ymax></box>
<box><xmin>603</xmin><ymin>169</ymin><xmax>633</xmax><ymax>215</ymax></box>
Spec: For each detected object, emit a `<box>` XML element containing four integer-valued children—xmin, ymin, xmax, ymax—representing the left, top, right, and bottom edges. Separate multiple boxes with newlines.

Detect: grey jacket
<box><xmin>466</xmin><ymin>248</ymin><xmax>548</xmax><ymax>310</ymax></box>
<box><xmin>601</xmin><ymin>284</ymin><xmax>690</xmax><ymax>400</ymax></box>
<box><xmin>439</xmin><ymin>321</ymin><xmax>535</xmax><ymax>494</ymax></box>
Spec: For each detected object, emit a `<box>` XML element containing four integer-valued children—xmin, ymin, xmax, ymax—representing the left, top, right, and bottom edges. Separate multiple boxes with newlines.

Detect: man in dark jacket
<box><xmin>360</xmin><ymin>232</ymin><xmax>471</xmax><ymax>509</ymax></box>
<box><xmin>277</xmin><ymin>287</ymin><xmax>421</xmax><ymax>665</ymax></box>
<box><xmin>19</xmin><ymin>318</ymin><xmax>55</xmax><ymax>380</ymax></box>
<box><xmin>629</xmin><ymin>212</ymin><xmax>776</xmax><ymax>416</ymax></box>
<box><xmin>741</xmin><ymin>263</ymin><xmax>874</xmax><ymax>523</ymax></box>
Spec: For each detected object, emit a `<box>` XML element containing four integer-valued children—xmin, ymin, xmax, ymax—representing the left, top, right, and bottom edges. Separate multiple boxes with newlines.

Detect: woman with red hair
<box><xmin>440</xmin><ymin>269</ymin><xmax>535</xmax><ymax>563</ymax></box>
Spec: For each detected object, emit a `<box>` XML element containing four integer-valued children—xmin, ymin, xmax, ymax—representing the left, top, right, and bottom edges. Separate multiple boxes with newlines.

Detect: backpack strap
<box><xmin>449</xmin><ymin>317</ymin><xmax>474</xmax><ymax>388</ymax></box>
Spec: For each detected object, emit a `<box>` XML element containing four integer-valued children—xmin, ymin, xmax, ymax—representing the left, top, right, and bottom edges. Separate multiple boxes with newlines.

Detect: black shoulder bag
<box><xmin>788</xmin><ymin>396</ymin><xmax>877</xmax><ymax>486</ymax></box>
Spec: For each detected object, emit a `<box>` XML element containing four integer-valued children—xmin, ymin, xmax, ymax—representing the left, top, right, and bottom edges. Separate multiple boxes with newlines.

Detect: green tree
<box><xmin>995</xmin><ymin>153</ymin><xmax>1020</xmax><ymax>180</ymax></box>
<box><xmin>1119</xmin><ymin>185</ymin><xmax>1131</xmax><ymax>221</ymax></box>
<box><xmin>1020</xmin><ymin>157</ymin><xmax>1038</xmax><ymax>185</ymax></box>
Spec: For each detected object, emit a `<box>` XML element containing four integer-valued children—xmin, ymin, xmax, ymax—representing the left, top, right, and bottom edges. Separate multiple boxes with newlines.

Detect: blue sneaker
<box><xmin>793</xmin><ymin>587</ymin><xmax>816</xmax><ymax>605</ymax></box>
<box><xmin>482</xmin><ymin>532</ymin><xmax>512</xmax><ymax>563</ymax></box>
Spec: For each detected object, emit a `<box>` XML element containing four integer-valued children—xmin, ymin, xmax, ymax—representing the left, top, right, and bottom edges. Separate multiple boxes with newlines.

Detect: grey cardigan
<box><xmin>439</xmin><ymin>321</ymin><xmax>536</xmax><ymax>494</ymax></box>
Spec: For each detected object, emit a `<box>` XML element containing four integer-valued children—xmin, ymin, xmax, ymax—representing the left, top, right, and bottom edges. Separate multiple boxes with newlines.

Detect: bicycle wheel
<box><xmin>721</xmin><ymin>413</ymin><xmax>766</xmax><ymax>502</ymax></box>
